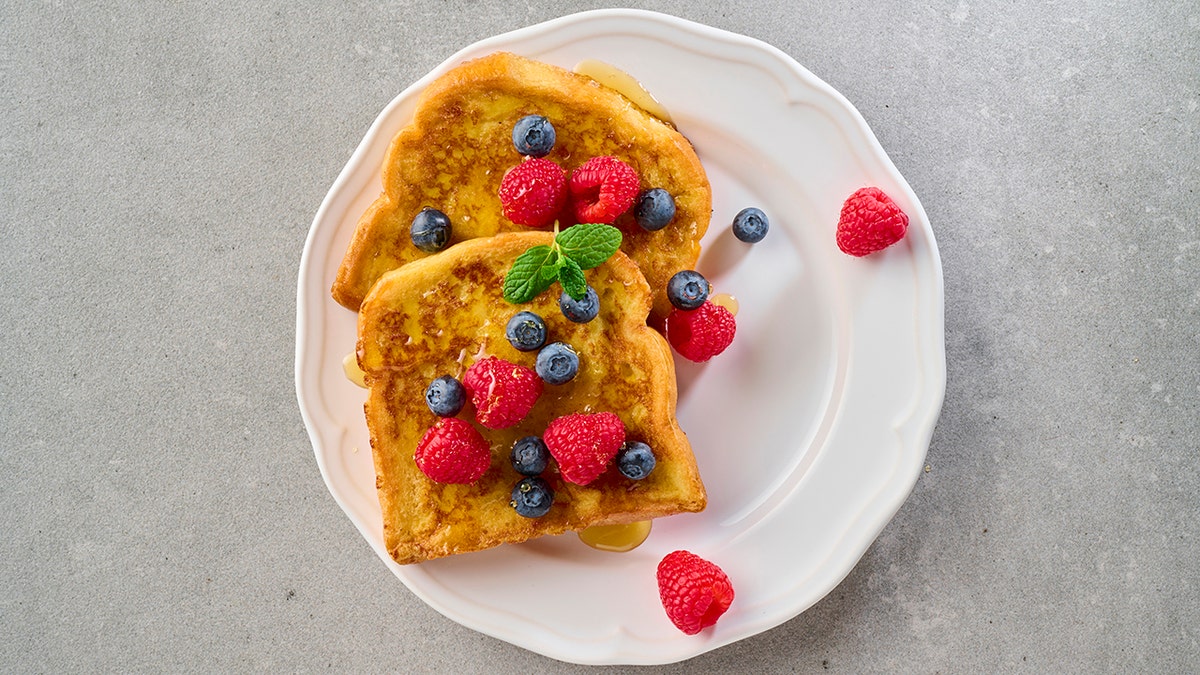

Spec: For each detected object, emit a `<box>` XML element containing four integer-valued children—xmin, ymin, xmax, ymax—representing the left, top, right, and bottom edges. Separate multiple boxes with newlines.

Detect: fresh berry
<box><xmin>498</xmin><ymin>158</ymin><xmax>567</xmax><ymax>228</ymax></box>
<box><xmin>462</xmin><ymin>356</ymin><xmax>543</xmax><ymax>429</ymax></box>
<box><xmin>543</xmin><ymin>412</ymin><xmax>626</xmax><ymax>485</ymax></box>
<box><xmin>616</xmin><ymin>441</ymin><xmax>656</xmax><ymax>480</ymax></box>
<box><xmin>568</xmin><ymin>156</ymin><xmax>639</xmax><ymax>224</ymax></box>
<box><xmin>413</xmin><ymin>418</ymin><xmax>491</xmax><ymax>484</ymax></box>
<box><xmin>666</xmin><ymin>300</ymin><xmax>736</xmax><ymax>362</ymax></box>
<box><xmin>505</xmin><ymin>311</ymin><xmax>547</xmax><ymax>352</ymax></box>
<box><xmin>535</xmin><ymin>342</ymin><xmax>579</xmax><ymax>385</ymax></box>
<box><xmin>510</xmin><ymin>476</ymin><xmax>554</xmax><ymax>518</ymax></box>
<box><xmin>666</xmin><ymin>270</ymin><xmax>710</xmax><ymax>310</ymax></box>
<box><xmin>656</xmin><ymin>550</ymin><xmax>735</xmax><ymax>635</ymax></box>
<box><xmin>731</xmin><ymin>207</ymin><xmax>769</xmax><ymax>243</ymax></box>
<box><xmin>511</xmin><ymin>115</ymin><xmax>556</xmax><ymax>158</ymax></box>
<box><xmin>410</xmin><ymin>207</ymin><xmax>452</xmax><ymax>252</ymax></box>
<box><xmin>836</xmin><ymin>186</ymin><xmax>909</xmax><ymax>256</ymax></box>
<box><xmin>510</xmin><ymin>436</ymin><xmax>549</xmax><ymax>476</ymax></box>
<box><xmin>633</xmin><ymin>188</ymin><xmax>676</xmax><ymax>231</ymax></box>
<box><xmin>424</xmin><ymin>375</ymin><xmax>466</xmax><ymax>417</ymax></box>
<box><xmin>559</xmin><ymin>286</ymin><xmax>600</xmax><ymax>323</ymax></box>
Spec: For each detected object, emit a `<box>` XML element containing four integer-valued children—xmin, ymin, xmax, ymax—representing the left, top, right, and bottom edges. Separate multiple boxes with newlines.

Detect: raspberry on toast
<box><xmin>357</xmin><ymin>232</ymin><xmax>706</xmax><ymax>564</ymax></box>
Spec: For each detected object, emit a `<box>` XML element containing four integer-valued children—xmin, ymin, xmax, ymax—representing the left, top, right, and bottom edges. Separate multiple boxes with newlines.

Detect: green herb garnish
<box><xmin>502</xmin><ymin>223</ymin><xmax>622</xmax><ymax>303</ymax></box>
<box><xmin>558</xmin><ymin>257</ymin><xmax>587</xmax><ymax>300</ymax></box>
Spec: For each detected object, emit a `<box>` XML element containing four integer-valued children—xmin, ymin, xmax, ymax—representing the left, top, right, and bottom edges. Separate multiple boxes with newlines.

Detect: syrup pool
<box><xmin>578</xmin><ymin>520</ymin><xmax>653</xmax><ymax>552</ymax></box>
<box><xmin>572</xmin><ymin>60</ymin><xmax>674</xmax><ymax>126</ymax></box>
<box><xmin>709</xmin><ymin>292</ymin><xmax>739</xmax><ymax>316</ymax></box>
<box><xmin>342</xmin><ymin>352</ymin><xmax>367</xmax><ymax>388</ymax></box>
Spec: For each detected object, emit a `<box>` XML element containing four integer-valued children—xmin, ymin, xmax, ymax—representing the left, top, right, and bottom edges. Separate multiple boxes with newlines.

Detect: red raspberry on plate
<box><xmin>665</xmin><ymin>300</ymin><xmax>736</xmax><ymax>362</ymax></box>
<box><xmin>568</xmin><ymin>155</ymin><xmax>639</xmax><ymax>224</ymax></box>
<box><xmin>462</xmin><ymin>356</ymin><xmax>543</xmax><ymax>429</ymax></box>
<box><xmin>835</xmin><ymin>186</ymin><xmax>909</xmax><ymax>257</ymax></box>
<box><xmin>656</xmin><ymin>550</ymin><xmax>735</xmax><ymax>635</ymax></box>
<box><xmin>543</xmin><ymin>411</ymin><xmax>626</xmax><ymax>485</ymax></box>
<box><xmin>498</xmin><ymin>158</ymin><xmax>567</xmax><ymax>228</ymax></box>
<box><xmin>414</xmin><ymin>418</ymin><xmax>491</xmax><ymax>484</ymax></box>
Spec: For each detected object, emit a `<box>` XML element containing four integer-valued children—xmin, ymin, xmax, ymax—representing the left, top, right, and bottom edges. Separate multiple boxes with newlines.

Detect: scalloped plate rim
<box><xmin>296</xmin><ymin>8</ymin><xmax>945</xmax><ymax>665</ymax></box>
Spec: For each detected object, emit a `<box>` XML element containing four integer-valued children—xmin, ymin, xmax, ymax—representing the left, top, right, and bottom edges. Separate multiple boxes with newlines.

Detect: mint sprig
<box><xmin>502</xmin><ymin>223</ymin><xmax>622</xmax><ymax>303</ymax></box>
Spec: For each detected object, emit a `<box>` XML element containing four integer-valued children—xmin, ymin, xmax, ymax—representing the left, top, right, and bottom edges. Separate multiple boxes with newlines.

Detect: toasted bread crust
<box><xmin>358</xmin><ymin>232</ymin><xmax>706</xmax><ymax>564</ymax></box>
<box><xmin>334</xmin><ymin>51</ymin><xmax>711</xmax><ymax>325</ymax></box>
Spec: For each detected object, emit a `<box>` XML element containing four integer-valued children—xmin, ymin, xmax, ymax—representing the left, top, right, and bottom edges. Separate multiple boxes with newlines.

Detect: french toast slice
<box><xmin>358</xmin><ymin>232</ymin><xmax>706</xmax><ymax>564</ymax></box>
<box><xmin>334</xmin><ymin>51</ymin><xmax>711</xmax><ymax>325</ymax></box>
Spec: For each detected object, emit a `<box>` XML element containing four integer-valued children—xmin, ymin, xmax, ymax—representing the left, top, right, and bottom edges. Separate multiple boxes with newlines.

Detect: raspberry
<box><xmin>542</xmin><ymin>412</ymin><xmax>626</xmax><ymax>485</ymax></box>
<box><xmin>413</xmin><ymin>418</ymin><xmax>491</xmax><ymax>484</ymax></box>
<box><xmin>462</xmin><ymin>356</ymin><xmax>543</xmax><ymax>429</ymax></box>
<box><xmin>568</xmin><ymin>156</ymin><xmax>639</xmax><ymax>224</ymax></box>
<box><xmin>835</xmin><ymin>186</ymin><xmax>909</xmax><ymax>257</ymax></box>
<box><xmin>498</xmin><ymin>158</ymin><xmax>567</xmax><ymax>228</ymax></box>
<box><xmin>656</xmin><ymin>550</ymin><xmax>735</xmax><ymax>635</ymax></box>
<box><xmin>665</xmin><ymin>300</ymin><xmax>736</xmax><ymax>362</ymax></box>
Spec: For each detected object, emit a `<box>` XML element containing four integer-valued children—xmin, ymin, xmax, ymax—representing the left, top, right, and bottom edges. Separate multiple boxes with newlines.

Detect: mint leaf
<box><xmin>559</xmin><ymin>257</ymin><xmax>587</xmax><ymax>300</ymax></box>
<box><xmin>538</xmin><ymin>248</ymin><xmax>565</xmax><ymax>284</ymax></box>
<box><xmin>556</xmin><ymin>223</ymin><xmax>623</xmax><ymax>270</ymax></box>
<box><xmin>503</xmin><ymin>245</ymin><xmax>558</xmax><ymax>303</ymax></box>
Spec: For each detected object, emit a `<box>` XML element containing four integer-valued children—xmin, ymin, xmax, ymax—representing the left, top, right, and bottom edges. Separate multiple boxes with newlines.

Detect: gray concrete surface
<box><xmin>2</xmin><ymin>1</ymin><xmax>1197</xmax><ymax>672</ymax></box>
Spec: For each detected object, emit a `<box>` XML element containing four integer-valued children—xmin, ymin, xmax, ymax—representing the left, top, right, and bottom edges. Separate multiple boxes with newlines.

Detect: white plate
<box><xmin>296</xmin><ymin>8</ymin><xmax>944</xmax><ymax>665</ymax></box>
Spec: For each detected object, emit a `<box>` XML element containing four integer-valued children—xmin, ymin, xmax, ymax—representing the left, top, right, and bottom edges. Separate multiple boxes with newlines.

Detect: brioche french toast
<box><xmin>333</xmin><ymin>51</ymin><xmax>711</xmax><ymax>325</ymax></box>
<box><xmin>357</xmin><ymin>232</ymin><xmax>706</xmax><ymax>564</ymax></box>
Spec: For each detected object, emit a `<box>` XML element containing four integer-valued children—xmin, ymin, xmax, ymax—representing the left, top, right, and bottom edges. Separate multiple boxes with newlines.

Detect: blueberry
<box><xmin>633</xmin><ymin>188</ymin><xmax>676</xmax><ymax>231</ymax></box>
<box><xmin>510</xmin><ymin>436</ymin><xmax>549</xmax><ymax>476</ymax></box>
<box><xmin>666</xmin><ymin>270</ymin><xmax>710</xmax><ymax>310</ymax></box>
<box><xmin>505</xmin><ymin>311</ymin><xmax>547</xmax><ymax>352</ymax></box>
<box><xmin>425</xmin><ymin>375</ymin><xmax>465</xmax><ymax>417</ymax></box>
<box><xmin>410</xmin><ymin>207</ymin><xmax>452</xmax><ymax>252</ymax></box>
<box><xmin>535</xmin><ymin>342</ymin><xmax>579</xmax><ymax>385</ymax></box>
<box><xmin>559</xmin><ymin>286</ymin><xmax>600</xmax><ymax>323</ymax></box>
<box><xmin>512</xmin><ymin>115</ymin><xmax>556</xmax><ymax>158</ymax></box>
<box><xmin>510</xmin><ymin>476</ymin><xmax>554</xmax><ymax>518</ymax></box>
<box><xmin>617</xmin><ymin>441</ymin><xmax>656</xmax><ymax>480</ymax></box>
<box><xmin>732</xmin><ymin>207</ymin><xmax>769</xmax><ymax>243</ymax></box>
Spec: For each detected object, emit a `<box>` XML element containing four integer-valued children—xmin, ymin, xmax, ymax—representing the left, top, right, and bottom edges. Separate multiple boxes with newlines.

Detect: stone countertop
<box><xmin>2</xmin><ymin>2</ymin><xmax>1196</xmax><ymax>672</ymax></box>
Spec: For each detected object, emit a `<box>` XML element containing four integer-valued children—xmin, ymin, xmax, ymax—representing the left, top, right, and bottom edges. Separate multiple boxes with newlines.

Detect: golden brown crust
<box><xmin>358</xmin><ymin>232</ymin><xmax>706</xmax><ymax>564</ymax></box>
<box><xmin>333</xmin><ymin>51</ymin><xmax>711</xmax><ymax>325</ymax></box>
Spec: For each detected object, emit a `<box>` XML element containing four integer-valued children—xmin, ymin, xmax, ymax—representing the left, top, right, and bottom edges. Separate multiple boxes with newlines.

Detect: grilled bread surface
<box><xmin>358</xmin><ymin>232</ymin><xmax>706</xmax><ymax>564</ymax></box>
<box><xmin>334</xmin><ymin>51</ymin><xmax>711</xmax><ymax>324</ymax></box>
